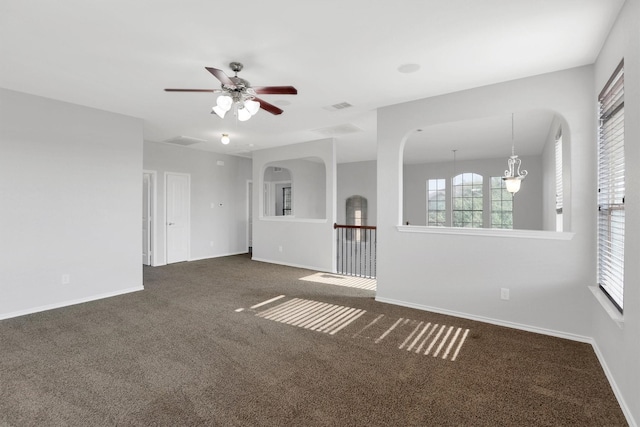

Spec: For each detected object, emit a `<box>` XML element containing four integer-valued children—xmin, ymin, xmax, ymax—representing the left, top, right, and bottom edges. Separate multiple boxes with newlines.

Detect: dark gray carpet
<box><xmin>0</xmin><ymin>255</ymin><xmax>627</xmax><ymax>426</ymax></box>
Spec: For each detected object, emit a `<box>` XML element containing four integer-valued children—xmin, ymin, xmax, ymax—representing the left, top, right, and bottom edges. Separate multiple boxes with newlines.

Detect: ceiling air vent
<box><xmin>163</xmin><ymin>136</ymin><xmax>207</xmax><ymax>146</ymax></box>
<box><xmin>323</xmin><ymin>102</ymin><xmax>353</xmax><ymax>112</ymax></box>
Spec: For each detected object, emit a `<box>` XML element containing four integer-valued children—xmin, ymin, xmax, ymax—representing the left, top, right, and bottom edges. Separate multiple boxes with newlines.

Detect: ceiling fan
<box><xmin>165</xmin><ymin>62</ymin><xmax>297</xmax><ymax>120</ymax></box>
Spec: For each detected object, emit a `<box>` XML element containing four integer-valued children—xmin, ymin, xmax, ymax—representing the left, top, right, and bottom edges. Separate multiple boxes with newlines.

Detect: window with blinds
<box><xmin>597</xmin><ymin>59</ymin><xmax>625</xmax><ymax>313</ymax></box>
<box><xmin>555</xmin><ymin>130</ymin><xmax>563</xmax><ymax>232</ymax></box>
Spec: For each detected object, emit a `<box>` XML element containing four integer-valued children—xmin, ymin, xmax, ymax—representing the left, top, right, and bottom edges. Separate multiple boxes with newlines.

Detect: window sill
<box><xmin>396</xmin><ymin>225</ymin><xmax>575</xmax><ymax>240</ymax></box>
<box><xmin>589</xmin><ymin>286</ymin><xmax>624</xmax><ymax>329</ymax></box>
<box><xmin>259</xmin><ymin>216</ymin><xmax>328</xmax><ymax>224</ymax></box>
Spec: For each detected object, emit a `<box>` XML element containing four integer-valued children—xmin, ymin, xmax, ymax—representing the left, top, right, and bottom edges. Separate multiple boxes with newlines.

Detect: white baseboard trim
<box><xmin>374</xmin><ymin>296</ymin><xmax>592</xmax><ymax>343</ymax></box>
<box><xmin>591</xmin><ymin>340</ymin><xmax>637</xmax><ymax>427</ymax></box>
<box><xmin>375</xmin><ymin>295</ymin><xmax>636</xmax><ymax>426</ymax></box>
<box><xmin>251</xmin><ymin>257</ymin><xmax>328</xmax><ymax>273</ymax></box>
<box><xmin>0</xmin><ymin>285</ymin><xmax>145</xmax><ymax>321</ymax></box>
<box><xmin>189</xmin><ymin>251</ymin><xmax>248</xmax><ymax>262</ymax></box>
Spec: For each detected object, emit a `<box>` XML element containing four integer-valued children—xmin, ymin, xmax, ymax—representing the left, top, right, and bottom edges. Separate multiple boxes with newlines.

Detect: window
<box><xmin>597</xmin><ymin>60</ymin><xmax>625</xmax><ymax>313</ymax></box>
<box><xmin>427</xmin><ymin>179</ymin><xmax>446</xmax><ymax>226</ymax></box>
<box><xmin>555</xmin><ymin>130</ymin><xmax>563</xmax><ymax>232</ymax></box>
<box><xmin>490</xmin><ymin>177</ymin><xmax>512</xmax><ymax>229</ymax></box>
<box><xmin>283</xmin><ymin>187</ymin><xmax>292</xmax><ymax>215</ymax></box>
<box><xmin>452</xmin><ymin>173</ymin><xmax>483</xmax><ymax>228</ymax></box>
<box><xmin>346</xmin><ymin>195</ymin><xmax>367</xmax><ymax>241</ymax></box>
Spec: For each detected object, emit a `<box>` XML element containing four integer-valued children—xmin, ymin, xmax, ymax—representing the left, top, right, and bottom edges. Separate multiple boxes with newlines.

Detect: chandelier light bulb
<box><xmin>220</xmin><ymin>133</ymin><xmax>230</xmax><ymax>145</ymax></box>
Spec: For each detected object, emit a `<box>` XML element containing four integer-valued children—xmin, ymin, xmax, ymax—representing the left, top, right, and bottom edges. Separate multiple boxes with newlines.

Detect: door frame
<box><xmin>143</xmin><ymin>170</ymin><xmax>157</xmax><ymax>266</ymax></box>
<box><xmin>246</xmin><ymin>179</ymin><xmax>252</xmax><ymax>254</ymax></box>
<box><xmin>164</xmin><ymin>172</ymin><xmax>191</xmax><ymax>264</ymax></box>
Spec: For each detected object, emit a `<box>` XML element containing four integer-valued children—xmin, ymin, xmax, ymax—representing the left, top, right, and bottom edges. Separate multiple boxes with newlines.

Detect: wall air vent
<box><xmin>163</xmin><ymin>136</ymin><xmax>207</xmax><ymax>146</ymax></box>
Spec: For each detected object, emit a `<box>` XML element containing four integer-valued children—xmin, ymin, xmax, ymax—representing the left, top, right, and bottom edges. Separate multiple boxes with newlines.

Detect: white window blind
<box><xmin>597</xmin><ymin>59</ymin><xmax>625</xmax><ymax>313</ymax></box>
<box><xmin>555</xmin><ymin>130</ymin><xmax>563</xmax><ymax>214</ymax></box>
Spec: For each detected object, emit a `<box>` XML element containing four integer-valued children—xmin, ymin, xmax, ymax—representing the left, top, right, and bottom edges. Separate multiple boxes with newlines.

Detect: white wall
<box><xmin>403</xmin><ymin>156</ymin><xmax>543</xmax><ymax>230</ymax></box>
<box><xmin>592</xmin><ymin>0</ymin><xmax>640</xmax><ymax>424</ymax></box>
<box><xmin>0</xmin><ymin>89</ymin><xmax>143</xmax><ymax>319</ymax></box>
<box><xmin>377</xmin><ymin>66</ymin><xmax>592</xmax><ymax>338</ymax></box>
<box><xmin>337</xmin><ymin>160</ymin><xmax>377</xmax><ymax>225</ymax></box>
<box><xmin>143</xmin><ymin>141</ymin><xmax>252</xmax><ymax>264</ymax></box>
<box><xmin>252</xmin><ymin>139</ymin><xmax>336</xmax><ymax>272</ymax></box>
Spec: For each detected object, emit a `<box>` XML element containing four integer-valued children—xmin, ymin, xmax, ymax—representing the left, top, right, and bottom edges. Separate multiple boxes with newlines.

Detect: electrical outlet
<box><xmin>500</xmin><ymin>288</ymin><xmax>510</xmax><ymax>300</ymax></box>
<box><xmin>61</xmin><ymin>274</ymin><xmax>70</xmax><ymax>285</ymax></box>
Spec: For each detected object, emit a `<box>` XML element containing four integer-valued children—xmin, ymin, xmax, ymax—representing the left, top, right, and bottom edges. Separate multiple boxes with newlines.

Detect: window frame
<box><xmin>427</xmin><ymin>178</ymin><xmax>447</xmax><ymax>226</ymax></box>
<box><xmin>452</xmin><ymin>172</ymin><xmax>483</xmax><ymax>228</ymax></box>
<box><xmin>597</xmin><ymin>59</ymin><xmax>625</xmax><ymax>314</ymax></box>
<box><xmin>490</xmin><ymin>176</ymin><xmax>513</xmax><ymax>229</ymax></box>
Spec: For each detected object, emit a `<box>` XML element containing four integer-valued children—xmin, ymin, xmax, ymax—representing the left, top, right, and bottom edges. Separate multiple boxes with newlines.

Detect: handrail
<box><xmin>334</xmin><ymin>223</ymin><xmax>377</xmax><ymax>230</ymax></box>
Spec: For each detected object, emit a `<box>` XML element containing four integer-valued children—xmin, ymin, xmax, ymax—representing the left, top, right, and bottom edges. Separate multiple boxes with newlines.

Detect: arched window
<box><xmin>452</xmin><ymin>173</ymin><xmax>483</xmax><ymax>228</ymax></box>
<box><xmin>346</xmin><ymin>195</ymin><xmax>367</xmax><ymax>241</ymax></box>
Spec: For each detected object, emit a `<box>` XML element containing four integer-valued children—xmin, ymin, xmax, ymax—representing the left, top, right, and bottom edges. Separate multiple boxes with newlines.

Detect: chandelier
<box><xmin>502</xmin><ymin>114</ymin><xmax>527</xmax><ymax>194</ymax></box>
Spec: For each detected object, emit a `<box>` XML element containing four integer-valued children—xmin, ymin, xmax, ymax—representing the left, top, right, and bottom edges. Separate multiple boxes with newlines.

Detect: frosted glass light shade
<box><xmin>245</xmin><ymin>99</ymin><xmax>260</xmax><ymax>115</ymax></box>
<box><xmin>220</xmin><ymin>134</ymin><xmax>230</xmax><ymax>145</ymax></box>
<box><xmin>216</xmin><ymin>95</ymin><xmax>233</xmax><ymax>111</ymax></box>
<box><xmin>212</xmin><ymin>106</ymin><xmax>227</xmax><ymax>118</ymax></box>
<box><xmin>237</xmin><ymin>106</ymin><xmax>251</xmax><ymax>121</ymax></box>
<box><xmin>504</xmin><ymin>177</ymin><xmax>522</xmax><ymax>194</ymax></box>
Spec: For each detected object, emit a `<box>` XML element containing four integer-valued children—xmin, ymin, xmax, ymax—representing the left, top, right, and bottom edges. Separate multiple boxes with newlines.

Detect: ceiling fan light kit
<box><xmin>165</xmin><ymin>62</ymin><xmax>297</xmax><ymax>123</ymax></box>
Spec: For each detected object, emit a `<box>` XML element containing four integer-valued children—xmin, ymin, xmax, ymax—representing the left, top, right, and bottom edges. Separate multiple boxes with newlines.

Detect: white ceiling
<box><xmin>0</xmin><ymin>0</ymin><xmax>625</xmax><ymax>163</ymax></box>
<box><xmin>404</xmin><ymin>110</ymin><xmax>557</xmax><ymax>164</ymax></box>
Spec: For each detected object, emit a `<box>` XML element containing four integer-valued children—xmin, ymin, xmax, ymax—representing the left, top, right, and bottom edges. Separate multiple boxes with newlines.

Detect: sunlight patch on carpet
<box><xmin>352</xmin><ymin>314</ymin><xmax>469</xmax><ymax>361</ymax></box>
<box><xmin>299</xmin><ymin>272</ymin><xmax>376</xmax><ymax>291</ymax></box>
<box><xmin>255</xmin><ymin>298</ymin><xmax>366</xmax><ymax>335</ymax></box>
<box><xmin>241</xmin><ymin>295</ymin><xmax>470</xmax><ymax>362</ymax></box>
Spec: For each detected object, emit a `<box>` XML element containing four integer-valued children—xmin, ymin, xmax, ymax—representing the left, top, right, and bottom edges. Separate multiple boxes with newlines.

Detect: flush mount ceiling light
<box><xmin>220</xmin><ymin>133</ymin><xmax>230</xmax><ymax>145</ymax></box>
<box><xmin>165</xmin><ymin>62</ymin><xmax>297</xmax><ymax>121</ymax></box>
<box><xmin>502</xmin><ymin>113</ymin><xmax>528</xmax><ymax>194</ymax></box>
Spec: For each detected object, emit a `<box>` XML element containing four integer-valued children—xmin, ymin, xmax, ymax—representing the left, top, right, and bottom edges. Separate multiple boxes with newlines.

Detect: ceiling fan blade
<box><xmin>252</xmin><ymin>86</ymin><xmax>298</xmax><ymax>95</ymax></box>
<box><xmin>164</xmin><ymin>88</ymin><xmax>221</xmax><ymax>92</ymax></box>
<box><xmin>254</xmin><ymin>97</ymin><xmax>284</xmax><ymax>115</ymax></box>
<box><xmin>205</xmin><ymin>67</ymin><xmax>235</xmax><ymax>87</ymax></box>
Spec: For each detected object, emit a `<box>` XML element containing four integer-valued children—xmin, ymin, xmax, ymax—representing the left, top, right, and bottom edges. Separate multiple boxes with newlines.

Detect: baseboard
<box><xmin>189</xmin><ymin>251</ymin><xmax>248</xmax><ymax>262</ymax></box>
<box><xmin>591</xmin><ymin>340</ymin><xmax>637</xmax><ymax>427</ymax></box>
<box><xmin>374</xmin><ymin>296</ymin><xmax>592</xmax><ymax>343</ymax></box>
<box><xmin>251</xmin><ymin>257</ymin><xmax>329</xmax><ymax>273</ymax></box>
<box><xmin>0</xmin><ymin>285</ymin><xmax>144</xmax><ymax>321</ymax></box>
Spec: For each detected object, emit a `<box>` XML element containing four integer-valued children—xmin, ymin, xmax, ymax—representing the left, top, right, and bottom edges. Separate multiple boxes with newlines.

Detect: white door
<box><xmin>143</xmin><ymin>172</ymin><xmax>152</xmax><ymax>265</ymax></box>
<box><xmin>166</xmin><ymin>173</ymin><xmax>190</xmax><ymax>264</ymax></box>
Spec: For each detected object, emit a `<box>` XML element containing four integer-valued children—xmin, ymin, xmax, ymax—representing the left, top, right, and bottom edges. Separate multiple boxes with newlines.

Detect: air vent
<box><xmin>323</xmin><ymin>102</ymin><xmax>353</xmax><ymax>112</ymax></box>
<box><xmin>163</xmin><ymin>136</ymin><xmax>207</xmax><ymax>146</ymax></box>
<box><xmin>313</xmin><ymin>123</ymin><xmax>363</xmax><ymax>136</ymax></box>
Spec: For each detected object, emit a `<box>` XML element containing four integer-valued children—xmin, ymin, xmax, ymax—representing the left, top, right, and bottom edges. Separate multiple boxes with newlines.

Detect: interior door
<box><xmin>142</xmin><ymin>172</ymin><xmax>152</xmax><ymax>265</ymax></box>
<box><xmin>166</xmin><ymin>173</ymin><xmax>190</xmax><ymax>264</ymax></box>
